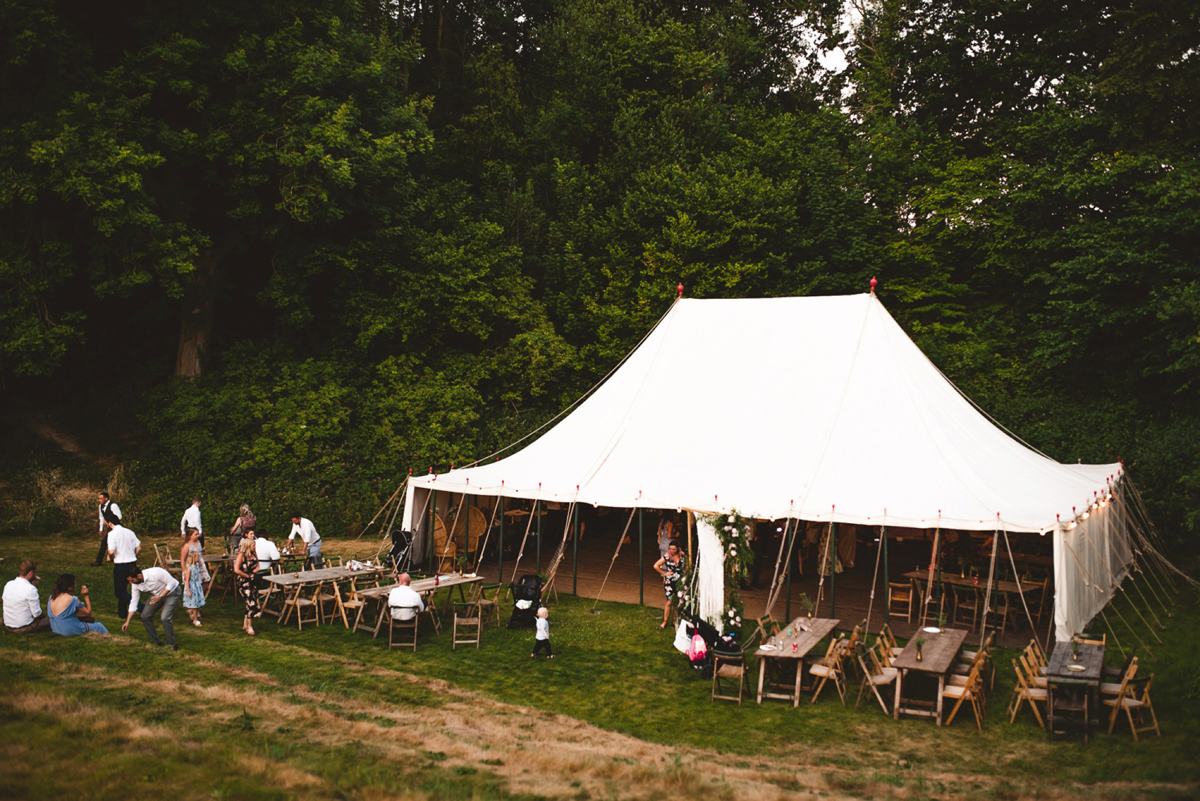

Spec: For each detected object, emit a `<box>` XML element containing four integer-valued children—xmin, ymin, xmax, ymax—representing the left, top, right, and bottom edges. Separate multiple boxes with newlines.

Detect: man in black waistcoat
<box><xmin>91</xmin><ymin>491</ymin><xmax>123</xmax><ymax>567</ymax></box>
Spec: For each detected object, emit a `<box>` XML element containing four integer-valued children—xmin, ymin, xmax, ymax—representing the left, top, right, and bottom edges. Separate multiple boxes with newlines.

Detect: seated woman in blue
<box><xmin>47</xmin><ymin>573</ymin><xmax>109</xmax><ymax>636</ymax></box>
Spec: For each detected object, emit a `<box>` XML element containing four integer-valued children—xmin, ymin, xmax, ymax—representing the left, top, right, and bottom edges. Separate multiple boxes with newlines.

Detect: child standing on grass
<box><xmin>531</xmin><ymin>606</ymin><xmax>553</xmax><ymax>659</ymax></box>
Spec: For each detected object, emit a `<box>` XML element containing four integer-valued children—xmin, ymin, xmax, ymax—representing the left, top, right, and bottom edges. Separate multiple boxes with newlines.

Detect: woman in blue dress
<box><xmin>181</xmin><ymin>527</ymin><xmax>209</xmax><ymax>627</ymax></box>
<box><xmin>47</xmin><ymin>573</ymin><xmax>109</xmax><ymax>636</ymax></box>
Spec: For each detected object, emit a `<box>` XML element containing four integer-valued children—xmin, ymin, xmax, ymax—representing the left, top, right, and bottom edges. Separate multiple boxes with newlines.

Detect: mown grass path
<box><xmin>3</xmin><ymin>533</ymin><xmax>1197</xmax><ymax>799</ymax></box>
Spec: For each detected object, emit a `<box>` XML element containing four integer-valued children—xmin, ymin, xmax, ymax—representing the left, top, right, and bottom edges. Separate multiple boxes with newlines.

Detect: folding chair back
<box><xmin>711</xmin><ymin>645</ymin><xmax>746</xmax><ymax>704</ymax></box>
<box><xmin>887</xmin><ymin>582</ymin><xmax>913</xmax><ymax>622</ymax></box>
<box><xmin>1008</xmin><ymin>657</ymin><xmax>1047</xmax><ymax>727</ymax></box>
<box><xmin>452</xmin><ymin>602</ymin><xmax>482</xmax><ymax>650</ymax></box>
<box><xmin>809</xmin><ymin>637</ymin><xmax>848</xmax><ymax>705</ymax></box>
<box><xmin>855</xmin><ymin>644</ymin><xmax>897</xmax><ymax>714</ymax></box>
<box><xmin>388</xmin><ymin>605</ymin><xmax>420</xmax><ymax>651</ymax></box>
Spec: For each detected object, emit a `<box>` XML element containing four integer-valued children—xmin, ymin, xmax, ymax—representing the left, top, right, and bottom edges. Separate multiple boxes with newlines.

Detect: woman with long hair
<box><xmin>653</xmin><ymin>540</ymin><xmax>685</xmax><ymax>630</ymax></box>
<box><xmin>229</xmin><ymin>503</ymin><xmax>257</xmax><ymax>555</ymax></box>
<box><xmin>47</xmin><ymin>573</ymin><xmax>109</xmax><ymax>636</ymax></box>
<box><xmin>180</xmin><ymin>527</ymin><xmax>208</xmax><ymax>627</ymax></box>
<box><xmin>232</xmin><ymin>535</ymin><xmax>261</xmax><ymax>636</ymax></box>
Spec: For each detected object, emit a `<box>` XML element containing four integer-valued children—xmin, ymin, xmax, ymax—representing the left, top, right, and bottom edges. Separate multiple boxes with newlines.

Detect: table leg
<box><xmin>894</xmin><ymin>670</ymin><xmax>903</xmax><ymax>721</ymax></box>
<box><xmin>794</xmin><ymin>659</ymin><xmax>804</xmax><ymax>708</ymax></box>
<box><xmin>936</xmin><ymin>674</ymin><xmax>945</xmax><ymax>726</ymax></box>
<box><xmin>333</xmin><ymin>581</ymin><xmax>350</xmax><ymax>628</ymax></box>
<box><xmin>757</xmin><ymin>659</ymin><xmax>767</xmax><ymax>704</ymax></box>
<box><xmin>279</xmin><ymin>587</ymin><xmax>300</xmax><ymax>626</ymax></box>
<box><xmin>372</xmin><ymin>602</ymin><xmax>387</xmax><ymax>640</ymax></box>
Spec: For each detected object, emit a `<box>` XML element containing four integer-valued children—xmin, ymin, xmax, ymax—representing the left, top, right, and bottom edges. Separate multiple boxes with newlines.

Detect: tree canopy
<box><xmin>1</xmin><ymin>0</ymin><xmax>1196</xmax><ymax>545</ymax></box>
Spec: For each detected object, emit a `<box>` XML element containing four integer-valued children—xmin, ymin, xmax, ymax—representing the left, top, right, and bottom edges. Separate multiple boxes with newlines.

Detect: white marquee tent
<box><xmin>401</xmin><ymin>293</ymin><xmax>1137</xmax><ymax>640</ymax></box>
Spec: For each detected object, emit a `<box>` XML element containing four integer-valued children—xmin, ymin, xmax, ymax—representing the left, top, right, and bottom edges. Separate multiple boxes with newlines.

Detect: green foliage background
<box><xmin>1</xmin><ymin>0</ymin><xmax>1196</xmax><ymax>547</ymax></box>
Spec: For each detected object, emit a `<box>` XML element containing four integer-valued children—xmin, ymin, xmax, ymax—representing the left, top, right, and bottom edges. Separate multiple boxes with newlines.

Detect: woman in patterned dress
<box><xmin>181</xmin><ymin>527</ymin><xmax>208</xmax><ymax>627</ymax></box>
<box><xmin>653</xmin><ymin>540</ymin><xmax>684</xmax><ymax>630</ymax></box>
<box><xmin>233</xmin><ymin>536</ymin><xmax>261</xmax><ymax>636</ymax></box>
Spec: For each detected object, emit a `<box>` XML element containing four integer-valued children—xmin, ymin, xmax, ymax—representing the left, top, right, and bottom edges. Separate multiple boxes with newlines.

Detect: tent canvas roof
<box><xmin>406</xmin><ymin>293</ymin><xmax>1119</xmax><ymax>533</ymax></box>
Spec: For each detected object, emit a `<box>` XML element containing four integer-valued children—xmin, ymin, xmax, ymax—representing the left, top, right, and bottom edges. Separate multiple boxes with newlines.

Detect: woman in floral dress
<box><xmin>653</xmin><ymin>540</ymin><xmax>685</xmax><ymax>630</ymax></box>
<box><xmin>233</xmin><ymin>536</ymin><xmax>261</xmax><ymax>636</ymax></box>
<box><xmin>181</xmin><ymin>527</ymin><xmax>208</xmax><ymax>627</ymax></box>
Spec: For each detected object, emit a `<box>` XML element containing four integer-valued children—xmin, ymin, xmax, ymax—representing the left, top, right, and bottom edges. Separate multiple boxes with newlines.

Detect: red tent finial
<box><xmin>677</xmin><ymin>282</ymin><xmax>684</xmax><ymax>298</ymax></box>
<box><xmin>870</xmin><ymin>276</ymin><xmax>877</xmax><ymax>294</ymax></box>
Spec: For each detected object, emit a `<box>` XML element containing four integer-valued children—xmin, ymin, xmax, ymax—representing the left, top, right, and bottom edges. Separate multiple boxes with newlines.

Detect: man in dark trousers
<box><xmin>92</xmin><ymin>491</ymin><xmax>123</xmax><ymax>567</ymax></box>
<box><xmin>106</xmin><ymin>519</ymin><xmax>142</xmax><ymax>617</ymax></box>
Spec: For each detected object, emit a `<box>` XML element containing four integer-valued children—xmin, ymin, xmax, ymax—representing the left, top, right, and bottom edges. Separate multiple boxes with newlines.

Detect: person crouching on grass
<box><xmin>531</xmin><ymin>606</ymin><xmax>553</xmax><ymax>659</ymax></box>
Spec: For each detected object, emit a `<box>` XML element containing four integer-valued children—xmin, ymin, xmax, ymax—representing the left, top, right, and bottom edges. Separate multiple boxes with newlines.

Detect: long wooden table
<box><xmin>354</xmin><ymin>574</ymin><xmax>484</xmax><ymax>638</ymax></box>
<box><xmin>901</xmin><ymin>570</ymin><xmax>1029</xmax><ymax>595</ymax></box>
<box><xmin>262</xmin><ymin>565</ymin><xmax>388</xmax><ymax>628</ymax></box>
<box><xmin>892</xmin><ymin>627</ymin><xmax>968</xmax><ymax>725</ymax></box>
<box><xmin>755</xmin><ymin>617</ymin><xmax>840</xmax><ymax>706</ymax></box>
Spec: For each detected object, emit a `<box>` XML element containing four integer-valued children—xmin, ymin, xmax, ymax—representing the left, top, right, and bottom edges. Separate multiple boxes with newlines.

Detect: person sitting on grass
<box><xmin>531</xmin><ymin>606</ymin><xmax>553</xmax><ymax>659</ymax></box>
<box><xmin>3</xmin><ymin>559</ymin><xmax>50</xmax><ymax>634</ymax></box>
<box><xmin>47</xmin><ymin>573</ymin><xmax>109</xmax><ymax>636</ymax></box>
<box><xmin>122</xmin><ymin>566</ymin><xmax>182</xmax><ymax>650</ymax></box>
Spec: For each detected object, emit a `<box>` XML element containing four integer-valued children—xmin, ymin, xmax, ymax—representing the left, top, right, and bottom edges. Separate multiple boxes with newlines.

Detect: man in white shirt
<box><xmin>254</xmin><ymin>533</ymin><xmax>281</xmax><ymax>574</ymax></box>
<box><xmin>180</xmin><ymin>497</ymin><xmax>203</xmax><ymax>547</ymax></box>
<box><xmin>387</xmin><ymin>573</ymin><xmax>425</xmax><ymax>621</ymax></box>
<box><xmin>106</xmin><ymin>520</ymin><xmax>142</xmax><ymax>617</ymax></box>
<box><xmin>122</xmin><ymin>566</ymin><xmax>182</xmax><ymax>649</ymax></box>
<box><xmin>3</xmin><ymin>560</ymin><xmax>50</xmax><ymax>633</ymax></box>
<box><xmin>288</xmin><ymin>513</ymin><xmax>323</xmax><ymax>568</ymax></box>
<box><xmin>92</xmin><ymin>491</ymin><xmax>123</xmax><ymax>566</ymax></box>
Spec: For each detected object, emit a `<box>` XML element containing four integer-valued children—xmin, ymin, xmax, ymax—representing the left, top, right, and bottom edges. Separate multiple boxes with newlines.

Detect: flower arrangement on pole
<box><xmin>701</xmin><ymin>509</ymin><xmax>754</xmax><ymax>634</ymax></box>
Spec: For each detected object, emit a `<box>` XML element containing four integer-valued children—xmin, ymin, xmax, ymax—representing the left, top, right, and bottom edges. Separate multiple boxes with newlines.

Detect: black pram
<box><xmin>507</xmin><ymin>574</ymin><xmax>542</xmax><ymax>629</ymax></box>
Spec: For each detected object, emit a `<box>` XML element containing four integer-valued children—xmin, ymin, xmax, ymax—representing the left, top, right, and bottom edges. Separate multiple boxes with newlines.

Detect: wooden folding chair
<box><xmin>1101</xmin><ymin>650</ymin><xmax>1137</xmax><ymax>698</ymax></box>
<box><xmin>951</xmin><ymin>585</ymin><xmax>981</xmax><ymax>631</ymax></box>
<box><xmin>388</xmin><ymin>605</ymin><xmax>420</xmax><ymax>651</ymax></box>
<box><xmin>452</xmin><ymin>602</ymin><xmax>482</xmax><ymax>650</ymax></box>
<box><xmin>281</xmin><ymin>583</ymin><xmax>321</xmax><ymax>630</ymax></box>
<box><xmin>887</xmin><ymin>582</ymin><xmax>914</xmax><ymax>622</ymax></box>
<box><xmin>943</xmin><ymin>662</ymin><xmax>984</xmax><ymax>731</ymax></box>
<box><xmin>879</xmin><ymin>623</ymin><xmax>904</xmax><ymax>658</ymax></box>
<box><xmin>809</xmin><ymin>637</ymin><xmax>848</xmax><ymax>705</ymax></box>
<box><xmin>470</xmin><ymin>583</ymin><xmax>502</xmax><ymax>628</ymax></box>
<box><xmin>752</xmin><ymin>613</ymin><xmax>781</xmax><ymax>646</ymax></box>
<box><xmin>1008</xmin><ymin>658</ymin><xmax>1047</xmax><ymax>727</ymax></box>
<box><xmin>1104</xmin><ymin>659</ymin><xmax>1159</xmax><ymax>741</ymax></box>
<box><xmin>1078</xmin><ymin>632</ymin><xmax>1106</xmax><ymax>646</ymax></box>
<box><xmin>855</xmin><ymin>645</ymin><xmax>897</xmax><ymax>715</ymax></box>
<box><xmin>711</xmin><ymin>644</ymin><xmax>747</xmax><ymax>705</ymax></box>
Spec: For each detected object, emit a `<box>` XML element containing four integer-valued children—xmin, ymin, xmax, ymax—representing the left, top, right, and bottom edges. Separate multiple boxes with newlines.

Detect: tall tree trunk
<box><xmin>174</xmin><ymin>251</ymin><xmax>220</xmax><ymax>378</ymax></box>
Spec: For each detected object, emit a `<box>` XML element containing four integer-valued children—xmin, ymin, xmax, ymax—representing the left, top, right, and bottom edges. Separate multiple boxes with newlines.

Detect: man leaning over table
<box><xmin>122</xmin><ymin>566</ymin><xmax>182</xmax><ymax>650</ymax></box>
<box><xmin>288</xmin><ymin>513</ymin><xmax>323</xmax><ymax>568</ymax></box>
<box><xmin>387</xmin><ymin>573</ymin><xmax>424</xmax><ymax>621</ymax></box>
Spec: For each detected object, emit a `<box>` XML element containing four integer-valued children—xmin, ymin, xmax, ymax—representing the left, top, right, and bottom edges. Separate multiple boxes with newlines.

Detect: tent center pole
<box><xmin>536</xmin><ymin>500</ymin><xmax>542</xmax><ymax>575</ymax></box>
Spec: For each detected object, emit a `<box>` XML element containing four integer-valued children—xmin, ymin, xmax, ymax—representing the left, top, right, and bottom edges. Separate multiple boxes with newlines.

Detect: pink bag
<box><xmin>687</xmin><ymin>633</ymin><xmax>708</xmax><ymax>663</ymax></box>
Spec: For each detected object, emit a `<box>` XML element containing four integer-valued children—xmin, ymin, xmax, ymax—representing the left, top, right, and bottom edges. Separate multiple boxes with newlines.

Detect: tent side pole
<box><xmin>638</xmin><ymin>508</ymin><xmax>644</xmax><ymax>605</ymax></box>
<box><xmin>466</xmin><ymin>493</ymin><xmax>473</xmax><ymax>564</ymax></box>
<box><xmin>882</xmin><ymin>526</ymin><xmax>890</xmax><ymax>626</ymax></box>
<box><xmin>830</xmin><ymin>523</ymin><xmax>838</xmax><ymax>620</ymax></box>
<box><xmin>428</xmin><ymin>489</ymin><xmax>437</xmax><ymax>575</ymax></box>
<box><xmin>785</xmin><ymin>522</ymin><xmax>795</xmax><ymax>621</ymax></box>
<box><xmin>572</xmin><ymin>504</ymin><xmax>579</xmax><ymax>595</ymax></box>
<box><xmin>536</xmin><ymin>500</ymin><xmax>542</xmax><ymax>575</ymax></box>
<box><xmin>498</xmin><ymin>497</ymin><xmax>505</xmax><ymax>587</ymax></box>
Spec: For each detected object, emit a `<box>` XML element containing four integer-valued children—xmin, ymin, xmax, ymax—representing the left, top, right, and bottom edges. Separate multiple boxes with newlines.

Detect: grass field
<box><xmin>2</xmin><ymin>531</ymin><xmax>1198</xmax><ymax>800</ymax></box>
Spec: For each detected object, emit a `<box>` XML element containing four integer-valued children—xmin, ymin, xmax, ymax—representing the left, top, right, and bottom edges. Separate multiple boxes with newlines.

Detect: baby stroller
<box><xmin>683</xmin><ymin>615</ymin><xmax>737</xmax><ymax>678</ymax></box>
<box><xmin>388</xmin><ymin>529</ymin><xmax>413</xmax><ymax>573</ymax></box>
<box><xmin>507</xmin><ymin>574</ymin><xmax>542</xmax><ymax>629</ymax></box>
